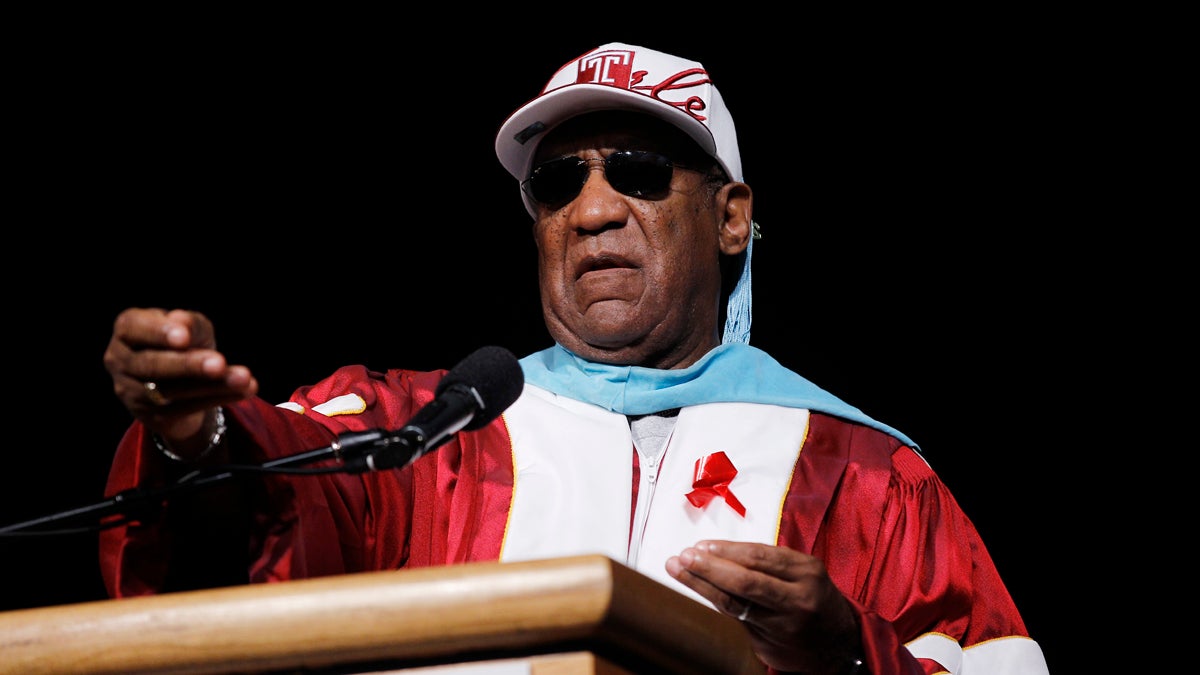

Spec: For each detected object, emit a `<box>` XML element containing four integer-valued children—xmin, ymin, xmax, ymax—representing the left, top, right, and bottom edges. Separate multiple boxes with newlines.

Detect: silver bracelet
<box><xmin>152</xmin><ymin>407</ymin><xmax>226</xmax><ymax>462</ymax></box>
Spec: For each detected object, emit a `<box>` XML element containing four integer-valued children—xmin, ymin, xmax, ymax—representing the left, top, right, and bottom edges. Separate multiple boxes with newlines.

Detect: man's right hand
<box><xmin>103</xmin><ymin>308</ymin><xmax>259</xmax><ymax>459</ymax></box>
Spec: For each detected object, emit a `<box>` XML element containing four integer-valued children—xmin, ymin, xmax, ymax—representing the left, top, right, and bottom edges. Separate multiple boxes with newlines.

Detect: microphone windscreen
<box><xmin>436</xmin><ymin>346</ymin><xmax>525</xmax><ymax>430</ymax></box>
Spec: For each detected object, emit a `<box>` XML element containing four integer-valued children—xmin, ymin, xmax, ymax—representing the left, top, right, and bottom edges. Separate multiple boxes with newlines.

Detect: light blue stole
<box><xmin>519</xmin><ymin>343</ymin><xmax>916</xmax><ymax>448</ymax></box>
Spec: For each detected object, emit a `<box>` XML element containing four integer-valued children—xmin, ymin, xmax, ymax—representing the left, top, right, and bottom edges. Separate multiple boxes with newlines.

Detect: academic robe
<box><xmin>101</xmin><ymin>349</ymin><xmax>1048</xmax><ymax>675</ymax></box>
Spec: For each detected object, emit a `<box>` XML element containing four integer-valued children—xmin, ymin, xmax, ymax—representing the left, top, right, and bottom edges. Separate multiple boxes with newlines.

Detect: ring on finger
<box><xmin>736</xmin><ymin>602</ymin><xmax>752</xmax><ymax>622</ymax></box>
<box><xmin>144</xmin><ymin>381</ymin><xmax>169</xmax><ymax>406</ymax></box>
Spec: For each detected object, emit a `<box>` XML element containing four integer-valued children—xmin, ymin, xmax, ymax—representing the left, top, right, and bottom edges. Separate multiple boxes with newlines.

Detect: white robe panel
<box><xmin>501</xmin><ymin>384</ymin><xmax>810</xmax><ymax>607</ymax></box>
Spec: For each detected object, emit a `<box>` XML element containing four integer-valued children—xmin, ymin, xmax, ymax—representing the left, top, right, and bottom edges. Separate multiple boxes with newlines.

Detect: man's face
<box><xmin>526</xmin><ymin>112</ymin><xmax>729</xmax><ymax>369</ymax></box>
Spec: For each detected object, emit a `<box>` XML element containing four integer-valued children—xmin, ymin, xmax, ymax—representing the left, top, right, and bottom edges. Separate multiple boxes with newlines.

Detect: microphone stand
<box><xmin>0</xmin><ymin>430</ymin><xmax>395</xmax><ymax>535</ymax></box>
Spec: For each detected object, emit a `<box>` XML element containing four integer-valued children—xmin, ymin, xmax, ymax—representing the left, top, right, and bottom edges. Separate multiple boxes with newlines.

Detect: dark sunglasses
<box><xmin>522</xmin><ymin>150</ymin><xmax>698</xmax><ymax>208</ymax></box>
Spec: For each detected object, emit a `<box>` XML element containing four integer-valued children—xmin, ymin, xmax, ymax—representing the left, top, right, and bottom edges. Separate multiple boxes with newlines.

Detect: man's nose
<box><xmin>569</xmin><ymin>165</ymin><xmax>629</xmax><ymax>229</ymax></box>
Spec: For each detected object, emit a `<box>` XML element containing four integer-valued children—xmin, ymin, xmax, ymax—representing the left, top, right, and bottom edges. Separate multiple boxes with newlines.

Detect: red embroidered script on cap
<box><xmin>685</xmin><ymin>451</ymin><xmax>746</xmax><ymax>517</ymax></box>
<box><xmin>575</xmin><ymin>49</ymin><xmax>712</xmax><ymax>122</ymax></box>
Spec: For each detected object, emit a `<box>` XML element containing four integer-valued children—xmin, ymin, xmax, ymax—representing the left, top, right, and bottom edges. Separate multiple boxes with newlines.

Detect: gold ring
<box><xmin>144</xmin><ymin>381</ymin><xmax>169</xmax><ymax>406</ymax></box>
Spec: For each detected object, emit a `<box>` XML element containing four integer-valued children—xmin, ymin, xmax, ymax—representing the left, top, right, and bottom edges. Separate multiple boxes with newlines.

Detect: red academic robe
<box><xmin>101</xmin><ymin>364</ymin><xmax>1046</xmax><ymax>674</ymax></box>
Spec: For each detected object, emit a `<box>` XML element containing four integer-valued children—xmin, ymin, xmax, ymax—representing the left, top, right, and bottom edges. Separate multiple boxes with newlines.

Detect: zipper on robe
<box><xmin>627</xmin><ymin>419</ymin><xmax>674</xmax><ymax>567</ymax></box>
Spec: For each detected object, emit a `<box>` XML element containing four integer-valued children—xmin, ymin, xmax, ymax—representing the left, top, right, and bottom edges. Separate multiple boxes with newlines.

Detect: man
<box><xmin>101</xmin><ymin>43</ymin><xmax>1049</xmax><ymax>674</ymax></box>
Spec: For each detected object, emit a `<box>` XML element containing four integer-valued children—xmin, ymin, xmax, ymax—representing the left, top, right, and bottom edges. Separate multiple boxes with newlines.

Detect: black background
<box><xmin>2</xmin><ymin>16</ymin><xmax>1084</xmax><ymax>673</ymax></box>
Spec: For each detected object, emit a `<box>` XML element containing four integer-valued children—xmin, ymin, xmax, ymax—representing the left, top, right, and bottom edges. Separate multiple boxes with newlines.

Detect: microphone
<box><xmin>350</xmin><ymin>346</ymin><xmax>524</xmax><ymax>472</ymax></box>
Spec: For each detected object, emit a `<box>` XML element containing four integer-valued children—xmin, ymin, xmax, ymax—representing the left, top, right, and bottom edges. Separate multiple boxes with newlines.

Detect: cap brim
<box><xmin>496</xmin><ymin>83</ymin><xmax>719</xmax><ymax>184</ymax></box>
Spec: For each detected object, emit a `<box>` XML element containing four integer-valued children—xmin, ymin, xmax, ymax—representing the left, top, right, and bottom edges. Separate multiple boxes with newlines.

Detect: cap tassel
<box><xmin>721</xmin><ymin>221</ymin><xmax>761</xmax><ymax>345</ymax></box>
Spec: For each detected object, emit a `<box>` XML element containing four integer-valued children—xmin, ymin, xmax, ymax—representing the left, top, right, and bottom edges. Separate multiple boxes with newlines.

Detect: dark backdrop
<box><xmin>3</xmin><ymin>19</ymin><xmax>1076</xmax><ymax>673</ymax></box>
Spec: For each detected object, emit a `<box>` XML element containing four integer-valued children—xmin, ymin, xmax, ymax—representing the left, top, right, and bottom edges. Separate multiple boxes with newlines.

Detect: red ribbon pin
<box><xmin>685</xmin><ymin>451</ymin><xmax>746</xmax><ymax>517</ymax></box>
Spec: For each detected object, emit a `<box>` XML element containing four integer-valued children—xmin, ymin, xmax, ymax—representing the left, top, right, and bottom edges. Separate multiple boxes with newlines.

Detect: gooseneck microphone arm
<box><xmin>0</xmin><ymin>430</ymin><xmax>395</xmax><ymax>535</ymax></box>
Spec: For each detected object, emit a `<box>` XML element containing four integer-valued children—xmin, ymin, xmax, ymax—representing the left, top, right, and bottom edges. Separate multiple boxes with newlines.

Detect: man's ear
<box><xmin>717</xmin><ymin>182</ymin><xmax>753</xmax><ymax>256</ymax></box>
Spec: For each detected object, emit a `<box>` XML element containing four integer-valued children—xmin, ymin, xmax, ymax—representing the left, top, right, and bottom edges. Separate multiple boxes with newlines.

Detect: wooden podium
<box><xmin>0</xmin><ymin>554</ymin><xmax>767</xmax><ymax>675</ymax></box>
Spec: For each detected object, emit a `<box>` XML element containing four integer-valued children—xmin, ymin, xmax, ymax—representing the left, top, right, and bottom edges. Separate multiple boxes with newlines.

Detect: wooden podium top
<box><xmin>0</xmin><ymin>554</ymin><xmax>767</xmax><ymax>675</ymax></box>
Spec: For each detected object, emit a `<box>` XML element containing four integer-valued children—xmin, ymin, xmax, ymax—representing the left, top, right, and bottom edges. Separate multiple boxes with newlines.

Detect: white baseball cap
<box><xmin>495</xmin><ymin>42</ymin><xmax>755</xmax><ymax>345</ymax></box>
<box><xmin>496</xmin><ymin>42</ymin><xmax>744</xmax><ymax>216</ymax></box>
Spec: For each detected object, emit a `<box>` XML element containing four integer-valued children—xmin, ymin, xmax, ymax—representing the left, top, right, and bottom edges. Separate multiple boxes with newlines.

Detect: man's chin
<box><xmin>559</xmin><ymin>336</ymin><xmax>646</xmax><ymax>364</ymax></box>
